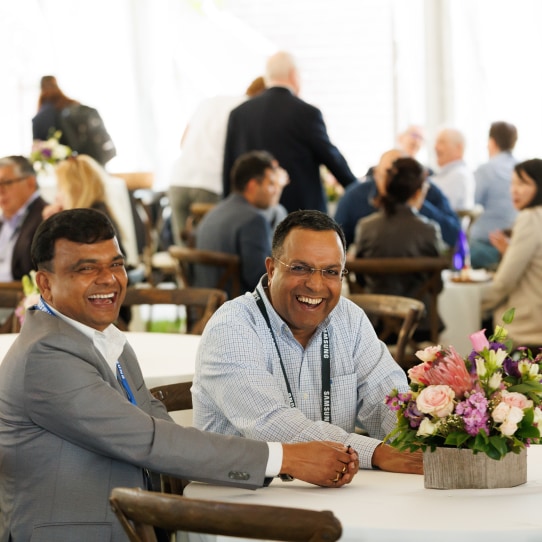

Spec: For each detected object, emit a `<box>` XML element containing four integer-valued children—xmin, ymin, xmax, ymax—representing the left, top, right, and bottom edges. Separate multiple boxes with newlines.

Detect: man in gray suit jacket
<box><xmin>0</xmin><ymin>209</ymin><xmax>358</xmax><ymax>542</ymax></box>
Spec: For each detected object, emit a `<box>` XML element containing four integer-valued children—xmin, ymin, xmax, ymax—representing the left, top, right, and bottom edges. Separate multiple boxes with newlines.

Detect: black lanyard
<box><xmin>253</xmin><ymin>289</ymin><xmax>331</xmax><ymax>423</ymax></box>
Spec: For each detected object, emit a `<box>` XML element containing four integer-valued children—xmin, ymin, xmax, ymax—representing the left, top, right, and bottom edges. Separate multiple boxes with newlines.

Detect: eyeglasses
<box><xmin>274</xmin><ymin>258</ymin><xmax>348</xmax><ymax>281</ymax></box>
<box><xmin>0</xmin><ymin>176</ymin><xmax>29</xmax><ymax>189</ymax></box>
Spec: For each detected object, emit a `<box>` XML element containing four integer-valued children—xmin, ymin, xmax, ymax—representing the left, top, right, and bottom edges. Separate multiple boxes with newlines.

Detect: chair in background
<box><xmin>110</xmin><ymin>487</ymin><xmax>342</xmax><ymax>542</ymax></box>
<box><xmin>116</xmin><ymin>286</ymin><xmax>227</xmax><ymax>334</ymax></box>
<box><xmin>150</xmin><ymin>381</ymin><xmax>193</xmax><ymax>495</ymax></box>
<box><xmin>0</xmin><ymin>281</ymin><xmax>24</xmax><ymax>333</ymax></box>
<box><xmin>181</xmin><ymin>202</ymin><xmax>217</xmax><ymax>248</ymax></box>
<box><xmin>345</xmin><ymin>256</ymin><xmax>450</xmax><ymax>346</ymax></box>
<box><xmin>168</xmin><ymin>245</ymin><xmax>241</xmax><ymax>298</ymax></box>
<box><xmin>348</xmin><ymin>293</ymin><xmax>425</xmax><ymax>370</ymax></box>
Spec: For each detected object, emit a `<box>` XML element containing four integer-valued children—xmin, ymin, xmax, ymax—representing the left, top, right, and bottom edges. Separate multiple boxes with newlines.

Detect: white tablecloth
<box><xmin>0</xmin><ymin>331</ymin><xmax>199</xmax><ymax>388</ymax></box>
<box><xmin>185</xmin><ymin>445</ymin><xmax>542</xmax><ymax>542</ymax></box>
<box><xmin>438</xmin><ymin>270</ymin><xmax>493</xmax><ymax>355</ymax></box>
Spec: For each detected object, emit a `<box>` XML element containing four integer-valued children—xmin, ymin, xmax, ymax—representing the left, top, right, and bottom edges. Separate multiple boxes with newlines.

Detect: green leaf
<box><xmin>488</xmin><ymin>435</ymin><xmax>509</xmax><ymax>457</ymax></box>
<box><xmin>502</xmin><ymin>308</ymin><xmax>515</xmax><ymax>325</ymax></box>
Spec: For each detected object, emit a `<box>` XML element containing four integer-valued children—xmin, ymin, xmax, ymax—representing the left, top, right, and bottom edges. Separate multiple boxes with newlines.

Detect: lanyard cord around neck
<box><xmin>253</xmin><ymin>289</ymin><xmax>331</xmax><ymax>423</ymax></box>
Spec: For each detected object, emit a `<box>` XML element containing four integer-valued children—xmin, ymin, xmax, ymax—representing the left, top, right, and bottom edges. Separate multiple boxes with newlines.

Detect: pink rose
<box><xmin>501</xmin><ymin>391</ymin><xmax>533</xmax><ymax>410</ymax></box>
<box><xmin>469</xmin><ymin>329</ymin><xmax>489</xmax><ymax>352</ymax></box>
<box><xmin>416</xmin><ymin>385</ymin><xmax>455</xmax><ymax>418</ymax></box>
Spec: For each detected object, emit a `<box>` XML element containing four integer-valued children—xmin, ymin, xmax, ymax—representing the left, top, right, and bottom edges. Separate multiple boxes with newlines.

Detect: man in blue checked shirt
<box><xmin>193</xmin><ymin>209</ymin><xmax>423</xmax><ymax>474</ymax></box>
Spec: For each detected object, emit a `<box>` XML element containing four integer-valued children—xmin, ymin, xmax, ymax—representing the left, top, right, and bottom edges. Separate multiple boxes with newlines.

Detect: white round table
<box><xmin>0</xmin><ymin>331</ymin><xmax>200</xmax><ymax>389</ymax></box>
<box><xmin>185</xmin><ymin>445</ymin><xmax>542</xmax><ymax>542</ymax></box>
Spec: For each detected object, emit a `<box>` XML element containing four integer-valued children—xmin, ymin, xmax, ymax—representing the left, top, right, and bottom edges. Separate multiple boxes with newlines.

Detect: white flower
<box><xmin>488</xmin><ymin>372</ymin><xmax>502</xmax><ymax>390</ymax></box>
<box><xmin>415</xmin><ymin>345</ymin><xmax>441</xmax><ymax>363</ymax></box>
<box><xmin>533</xmin><ymin>407</ymin><xmax>542</xmax><ymax>427</ymax></box>
<box><xmin>417</xmin><ymin>418</ymin><xmax>438</xmax><ymax>437</ymax></box>
<box><xmin>475</xmin><ymin>358</ymin><xmax>487</xmax><ymax>377</ymax></box>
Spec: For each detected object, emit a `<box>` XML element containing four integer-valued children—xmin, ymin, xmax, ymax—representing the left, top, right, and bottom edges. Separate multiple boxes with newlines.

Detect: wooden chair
<box><xmin>345</xmin><ymin>256</ymin><xmax>450</xmax><ymax>346</ymax></box>
<box><xmin>110</xmin><ymin>487</ymin><xmax>342</xmax><ymax>542</ymax></box>
<box><xmin>0</xmin><ymin>281</ymin><xmax>24</xmax><ymax>333</ymax></box>
<box><xmin>116</xmin><ymin>286</ymin><xmax>227</xmax><ymax>334</ymax></box>
<box><xmin>150</xmin><ymin>381</ymin><xmax>193</xmax><ymax>495</ymax></box>
<box><xmin>168</xmin><ymin>245</ymin><xmax>241</xmax><ymax>298</ymax></box>
<box><xmin>348</xmin><ymin>293</ymin><xmax>425</xmax><ymax>369</ymax></box>
<box><xmin>181</xmin><ymin>202</ymin><xmax>217</xmax><ymax>248</ymax></box>
<box><xmin>150</xmin><ymin>381</ymin><xmax>192</xmax><ymax>412</ymax></box>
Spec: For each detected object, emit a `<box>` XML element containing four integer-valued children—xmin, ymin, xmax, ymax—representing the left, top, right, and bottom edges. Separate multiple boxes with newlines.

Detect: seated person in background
<box><xmin>470</xmin><ymin>121</ymin><xmax>518</xmax><ymax>269</ymax></box>
<box><xmin>0</xmin><ymin>155</ymin><xmax>47</xmax><ymax>281</ymax></box>
<box><xmin>353</xmin><ymin>157</ymin><xmax>444</xmax><ymax>341</ymax></box>
<box><xmin>43</xmin><ymin>154</ymin><xmax>127</xmax><ymax>257</ymax></box>
<box><xmin>397</xmin><ymin>124</ymin><xmax>426</xmax><ymax>161</ymax></box>
<box><xmin>193</xmin><ymin>209</ymin><xmax>423</xmax><ymax>475</ymax></box>
<box><xmin>0</xmin><ymin>209</ymin><xmax>359</xmax><ymax>542</ymax></box>
<box><xmin>432</xmin><ymin>127</ymin><xmax>475</xmax><ymax>211</ymax></box>
<box><xmin>195</xmin><ymin>150</ymin><xmax>285</xmax><ymax>297</ymax></box>
<box><xmin>334</xmin><ymin>149</ymin><xmax>460</xmax><ymax>249</ymax></box>
<box><xmin>482</xmin><ymin>159</ymin><xmax>542</xmax><ymax>349</ymax></box>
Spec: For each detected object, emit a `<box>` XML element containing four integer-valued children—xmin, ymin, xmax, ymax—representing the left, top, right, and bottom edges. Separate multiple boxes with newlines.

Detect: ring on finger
<box><xmin>332</xmin><ymin>474</ymin><xmax>341</xmax><ymax>483</ymax></box>
<box><xmin>341</xmin><ymin>465</ymin><xmax>347</xmax><ymax>474</ymax></box>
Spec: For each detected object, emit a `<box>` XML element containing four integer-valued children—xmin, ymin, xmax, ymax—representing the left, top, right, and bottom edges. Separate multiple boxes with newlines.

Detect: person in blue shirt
<box><xmin>470</xmin><ymin>121</ymin><xmax>518</xmax><ymax>269</ymax></box>
<box><xmin>334</xmin><ymin>149</ymin><xmax>460</xmax><ymax>249</ymax></box>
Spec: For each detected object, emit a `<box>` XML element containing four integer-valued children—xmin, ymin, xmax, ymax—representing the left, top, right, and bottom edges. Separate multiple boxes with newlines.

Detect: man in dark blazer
<box><xmin>0</xmin><ymin>155</ymin><xmax>47</xmax><ymax>281</ymax></box>
<box><xmin>223</xmin><ymin>51</ymin><xmax>357</xmax><ymax>213</ymax></box>
<box><xmin>0</xmin><ymin>208</ymin><xmax>358</xmax><ymax>542</ymax></box>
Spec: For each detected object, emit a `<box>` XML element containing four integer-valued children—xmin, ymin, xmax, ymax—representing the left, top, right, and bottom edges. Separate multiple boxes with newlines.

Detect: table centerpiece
<box><xmin>385</xmin><ymin>308</ymin><xmax>542</xmax><ymax>489</ymax></box>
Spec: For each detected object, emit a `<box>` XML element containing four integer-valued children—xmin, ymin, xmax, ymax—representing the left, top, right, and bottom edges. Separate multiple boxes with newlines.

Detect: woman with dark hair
<box><xmin>482</xmin><ymin>158</ymin><xmax>542</xmax><ymax>348</ymax></box>
<box><xmin>353</xmin><ymin>156</ymin><xmax>445</xmax><ymax>340</ymax></box>
<box><xmin>32</xmin><ymin>76</ymin><xmax>78</xmax><ymax>143</ymax></box>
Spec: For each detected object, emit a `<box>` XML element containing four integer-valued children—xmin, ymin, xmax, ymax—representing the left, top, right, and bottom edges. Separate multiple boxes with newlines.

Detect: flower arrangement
<box><xmin>385</xmin><ymin>309</ymin><xmax>542</xmax><ymax>460</ymax></box>
<box><xmin>15</xmin><ymin>272</ymin><xmax>41</xmax><ymax>326</ymax></box>
<box><xmin>30</xmin><ymin>130</ymin><xmax>72</xmax><ymax>171</ymax></box>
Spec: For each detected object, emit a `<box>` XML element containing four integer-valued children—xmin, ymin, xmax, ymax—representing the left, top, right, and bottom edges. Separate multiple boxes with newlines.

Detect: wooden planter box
<box><xmin>423</xmin><ymin>447</ymin><xmax>527</xmax><ymax>489</ymax></box>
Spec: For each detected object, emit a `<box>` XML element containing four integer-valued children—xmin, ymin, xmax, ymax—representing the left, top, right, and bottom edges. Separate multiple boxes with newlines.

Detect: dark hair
<box><xmin>37</xmin><ymin>75</ymin><xmax>78</xmax><ymax>111</ymax></box>
<box><xmin>230</xmin><ymin>150</ymin><xmax>276</xmax><ymax>192</ymax></box>
<box><xmin>31</xmin><ymin>208</ymin><xmax>117</xmax><ymax>271</ymax></box>
<box><xmin>489</xmin><ymin>121</ymin><xmax>518</xmax><ymax>152</ymax></box>
<box><xmin>0</xmin><ymin>155</ymin><xmax>36</xmax><ymax>178</ymax></box>
<box><xmin>271</xmin><ymin>210</ymin><xmax>346</xmax><ymax>257</ymax></box>
<box><xmin>514</xmin><ymin>159</ymin><xmax>542</xmax><ymax>208</ymax></box>
<box><xmin>380</xmin><ymin>157</ymin><xmax>425</xmax><ymax>215</ymax></box>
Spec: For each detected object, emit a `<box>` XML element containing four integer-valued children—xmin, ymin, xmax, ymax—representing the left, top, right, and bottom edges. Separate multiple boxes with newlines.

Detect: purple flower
<box><xmin>385</xmin><ymin>391</ymin><xmax>412</xmax><ymax>411</ymax></box>
<box><xmin>455</xmin><ymin>392</ymin><xmax>490</xmax><ymax>436</ymax></box>
<box><xmin>404</xmin><ymin>402</ymin><xmax>424</xmax><ymax>429</ymax></box>
<box><xmin>503</xmin><ymin>357</ymin><xmax>521</xmax><ymax>378</ymax></box>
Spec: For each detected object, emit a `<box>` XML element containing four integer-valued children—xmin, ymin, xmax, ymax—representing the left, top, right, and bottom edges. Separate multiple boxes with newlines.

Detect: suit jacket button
<box><xmin>228</xmin><ymin>471</ymin><xmax>250</xmax><ymax>481</ymax></box>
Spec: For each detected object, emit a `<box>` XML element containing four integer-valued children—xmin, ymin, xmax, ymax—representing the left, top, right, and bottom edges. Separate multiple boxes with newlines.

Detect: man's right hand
<box><xmin>280</xmin><ymin>441</ymin><xmax>358</xmax><ymax>487</ymax></box>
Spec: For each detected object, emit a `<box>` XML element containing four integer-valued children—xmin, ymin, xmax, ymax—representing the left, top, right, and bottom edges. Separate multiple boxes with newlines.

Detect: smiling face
<box><xmin>511</xmin><ymin>169</ymin><xmax>538</xmax><ymax>210</ymax></box>
<box><xmin>265</xmin><ymin>228</ymin><xmax>345</xmax><ymax>347</ymax></box>
<box><xmin>36</xmin><ymin>237</ymin><xmax>128</xmax><ymax>331</ymax></box>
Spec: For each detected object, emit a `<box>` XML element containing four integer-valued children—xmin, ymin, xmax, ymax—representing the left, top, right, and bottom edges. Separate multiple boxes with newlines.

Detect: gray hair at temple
<box><xmin>0</xmin><ymin>156</ymin><xmax>36</xmax><ymax>178</ymax></box>
<box><xmin>271</xmin><ymin>210</ymin><xmax>346</xmax><ymax>258</ymax></box>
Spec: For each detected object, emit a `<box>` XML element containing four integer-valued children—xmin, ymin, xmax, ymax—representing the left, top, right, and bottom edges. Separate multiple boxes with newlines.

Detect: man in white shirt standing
<box><xmin>432</xmin><ymin>127</ymin><xmax>475</xmax><ymax>211</ymax></box>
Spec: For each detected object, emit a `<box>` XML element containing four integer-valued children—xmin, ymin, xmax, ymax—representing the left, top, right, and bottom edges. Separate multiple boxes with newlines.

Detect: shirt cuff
<box><xmin>265</xmin><ymin>442</ymin><xmax>283</xmax><ymax>477</ymax></box>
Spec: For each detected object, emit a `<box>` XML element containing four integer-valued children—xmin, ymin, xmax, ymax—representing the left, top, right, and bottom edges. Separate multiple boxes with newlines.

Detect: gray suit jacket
<box><xmin>0</xmin><ymin>309</ymin><xmax>269</xmax><ymax>542</ymax></box>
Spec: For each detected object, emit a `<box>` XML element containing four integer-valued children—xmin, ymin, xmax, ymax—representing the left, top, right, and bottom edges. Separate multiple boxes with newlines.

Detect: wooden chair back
<box><xmin>110</xmin><ymin>487</ymin><xmax>342</xmax><ymax>542</ymax></box>
<box><xmin>168</xmin><ymin>245</ymin><xmax>241</xmax><ymax>298</ymax></box>
<box><xmin>181</xmin><ymin>202</ymin><xmax>217</xmax><ymax>247</ymax></box>
<box><xmin>0</xmin><ymin>281</ymin><xmax>24</xmax><ymax>333</ymax></box>
<box><xmin>117</xmin><ymin>286</ymin><xmax>226</xmax><ymax>334</ymax></box>
<box><xmin>345</xmin><ymin>256</ymin><xmax>449</xmax><ymax>345</ymax></box>
<box><xmin>348</xmin><ymin>293</ymin><xmax>425</xmax><ymax>369</ymax></box>
<box><xmin>150</xmin><ymin>381</ymin><xmax>192</xmax><ymax>412</ymax></box>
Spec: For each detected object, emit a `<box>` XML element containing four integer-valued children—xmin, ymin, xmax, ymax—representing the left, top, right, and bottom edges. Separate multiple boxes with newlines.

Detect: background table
<box><xmin>185</xmin><ymin>445</ymin><xmax>542</xmax><ymax>542</ymax></box>
<box><xmin>0</xmin><ymin>331</ymin><xmax>199</xmax><ymax>388</ymax></box>
<box><xmin>438</xmin><ymin>270</ymin><xmax>493</xmax><ymax>355</ymax></box>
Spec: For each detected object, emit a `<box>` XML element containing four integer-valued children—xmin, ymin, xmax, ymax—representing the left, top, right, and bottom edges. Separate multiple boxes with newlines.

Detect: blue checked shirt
<box><xmin>192</xmin><ymin>276</ymin><xmax>409</xmax><ymax>469</ymax></box>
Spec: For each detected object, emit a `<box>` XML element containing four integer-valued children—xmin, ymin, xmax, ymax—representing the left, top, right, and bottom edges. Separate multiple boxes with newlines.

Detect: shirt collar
<box><xmin>39</xmin><ymin>297</ymin><xmax>126</xmax><ymax>370</ymax></box>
